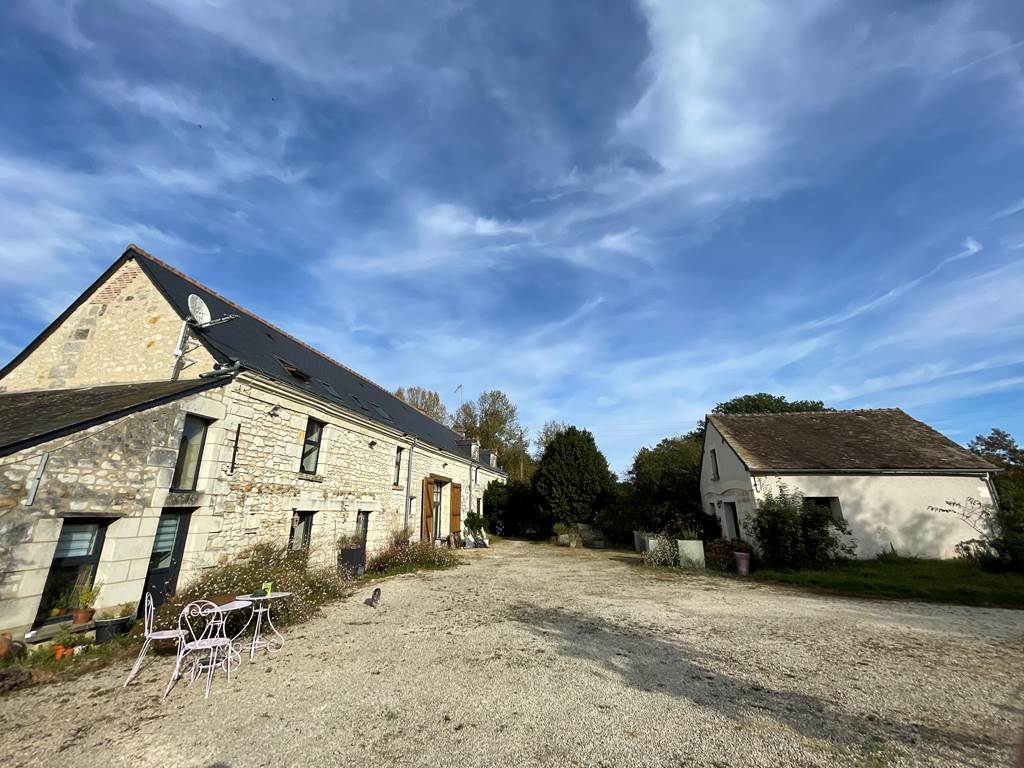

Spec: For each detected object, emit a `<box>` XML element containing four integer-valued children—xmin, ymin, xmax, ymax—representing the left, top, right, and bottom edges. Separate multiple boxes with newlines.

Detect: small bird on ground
<box><xmin>364</xmin><ymin>587</ymin><xmax>382</xmax><ymax>608</ymax></box>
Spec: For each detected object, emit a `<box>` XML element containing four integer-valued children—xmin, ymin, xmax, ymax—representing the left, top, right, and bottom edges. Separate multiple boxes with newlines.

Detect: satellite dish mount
<box><xmin>171</xmin><ymin>294</ymin><xmax>239</xmax><ymax>379</ymax></box>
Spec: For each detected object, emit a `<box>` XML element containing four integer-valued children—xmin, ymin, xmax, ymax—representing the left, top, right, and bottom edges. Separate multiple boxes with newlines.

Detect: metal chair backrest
<box><xmin>178</xmin><ymin>600</ymin><xmax>224</xmax><ymax>644</ymax></box>
<box><xmin>142</xmin><ymin>592</ymin><xmax>157</xmax><ymax>637</ymax></box>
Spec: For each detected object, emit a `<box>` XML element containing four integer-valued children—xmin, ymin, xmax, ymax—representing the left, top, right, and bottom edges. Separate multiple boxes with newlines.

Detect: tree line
<box><xmin>483</xmin><ymin>393</ymin><xmax>832</xmax><ymax>542</ymax></box>
<box><xmin>393</xmin><ymin>385</ymin><xmax>566</xmax><ymax>482</ymax></box>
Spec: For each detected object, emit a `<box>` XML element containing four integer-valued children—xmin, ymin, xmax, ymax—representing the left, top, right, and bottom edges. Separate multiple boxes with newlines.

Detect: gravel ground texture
<box><xmin>1</xmin><ymin>540</ymin><xmax>1022</xmax><ymax>768</ymax></box>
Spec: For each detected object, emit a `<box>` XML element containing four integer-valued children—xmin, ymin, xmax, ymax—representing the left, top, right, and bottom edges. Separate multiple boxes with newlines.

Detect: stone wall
<box><xmin>0</xmin><ymin>392</ymin><xmax>218</xmax><ymax>636</ymax></box>
<box><xmin>0</xmin><ymin>372</ymin><xmax>505</xmax><ymax>637</ymax></box>
<box><xmin>0</xmin><ymin>258</ymin><xmax>217</xmax><ymax>392</ymax></box>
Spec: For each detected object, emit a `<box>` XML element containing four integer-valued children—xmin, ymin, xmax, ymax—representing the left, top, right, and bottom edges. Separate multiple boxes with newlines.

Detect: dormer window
<box><xmin>276</xmin><ymin>357</ymin><xmax>311</xmax><ymax>383</ymax></box>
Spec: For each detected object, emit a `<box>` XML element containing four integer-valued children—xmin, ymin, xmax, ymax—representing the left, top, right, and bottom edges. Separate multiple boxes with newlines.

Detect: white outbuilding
<box><xmin>699</xmin><ymin>409</ymin><xmax>999</xmax><ymax>558</ymax></box>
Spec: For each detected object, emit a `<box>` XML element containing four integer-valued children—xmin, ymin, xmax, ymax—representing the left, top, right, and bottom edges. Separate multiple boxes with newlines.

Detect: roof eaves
<box><xmin>0</xmin><ymin>376</ymin><xmax>231</xmax><ymax>458</ymax></box>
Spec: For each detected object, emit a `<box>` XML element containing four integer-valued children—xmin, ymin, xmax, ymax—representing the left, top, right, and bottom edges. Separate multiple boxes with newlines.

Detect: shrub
<box><xmin>156</xmin><ymin>543</ymin><xmax>350</xmax><ymax>635</ymax></box>
<box><xmin>746</xmin><ymin>486</ymin><xmax>854</xmax><ymax>569</ymax></box>
<box><xmin>642</xmin><ymin>536</ymin><xmax>679</xmax><ymax>567</ymax></box>
<box><xmin>705</xmin><ymin>538</ymin><xmax>750</xmax><ymax>572</ymax></box>
<box><xmin>464</xmin><ymin>512</ymin><xmax>486</xmax><ymax>536</ymax></box>
<box><xmin>552</xmin><ymin>522</ymin><xmax>572</xmax><ymax>537</ymax></box>
<box><xmin>934</xmin><ymin>495</ymin><xmax>1024</xmax><ymax>572</ymax></box>
<box><xmin>364</xmin><ymin>533</ymin><xmax>460</xmax><ymax>577</ymax></box>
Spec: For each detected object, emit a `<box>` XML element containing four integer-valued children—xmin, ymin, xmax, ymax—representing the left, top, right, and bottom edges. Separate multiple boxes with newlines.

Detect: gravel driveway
<box><xmin>2</xmin><ymin>540</ymin><xmax>1022</xmax><ymax>768</ymax></box>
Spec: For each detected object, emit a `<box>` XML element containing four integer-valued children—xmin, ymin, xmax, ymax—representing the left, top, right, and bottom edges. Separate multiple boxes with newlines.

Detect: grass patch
<box><xmin>755</xmin><ymin>557</ymin><xmax>1024</xmax><ymax>608</ymax></box>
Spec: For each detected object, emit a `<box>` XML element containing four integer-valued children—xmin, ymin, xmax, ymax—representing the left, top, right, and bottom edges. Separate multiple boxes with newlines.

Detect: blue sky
<box><xmin>2</xmin><ymin>1</ymin><xmax>1024</xmax><ymax>472</ymax></box>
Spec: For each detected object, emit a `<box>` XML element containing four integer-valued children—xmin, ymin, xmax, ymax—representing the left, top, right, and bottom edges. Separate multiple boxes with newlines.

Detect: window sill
<box><xmin>297</xmin><ymin>473</ymin><xmax>324</xmax><ymax>483</ymax></box>
<box><xmin>392</xmin><ymin>484</ymin><xmax>404</xmax><ymax>491</ymax></box>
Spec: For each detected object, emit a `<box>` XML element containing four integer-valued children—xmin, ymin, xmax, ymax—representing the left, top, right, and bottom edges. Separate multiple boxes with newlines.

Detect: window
<box><xmin>393</xmin><ymin>446</ymin><xmax>404</xmax><ymax>486</ymax></box>
<box><xmin>289</xmin><ymin>511</ymin><xmax>315</xmax><ymax>550</ymax></box>
<box><xmin>373</xmin><ymin>403</ymin><xmax>393</xmax><ymax>422</ymax></box>
<box><xmin>804</xmin><ymin>496</ymin><xmax>845</xmax><ymax>525</ymax></box>
<box><xmin>476</xmin><ymin>498</ymin><xmax>482</xmax><ymax>515</ymax></box>
<box><xmin>433</xmin><ymin>480</ymin><xmax>443</xmax><ymax>539</ymax></box>
<box><xmin>710</xmin><ymin>449</ymin><xmax>720</xmax><ymax>481</ymax></box>
<box><xmin>171</xmin><ymin>414</ymin><xmax>211</xmax><ymax>491</ymax></box>
<box><xmin>300</xmin><ymin>418</ymin><xmax>325</xmax><ymax>474</ymax></box>
<box><xmin>35</xmin><ymin>519</ymin><xmax>108</xmax><ymax>625</ymax></box>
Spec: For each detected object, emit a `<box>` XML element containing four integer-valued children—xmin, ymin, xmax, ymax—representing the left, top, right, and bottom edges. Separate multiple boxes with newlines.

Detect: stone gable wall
<box><xmin>0</xmin><ymin>258</ymin><xmax>217</xmax><ymax>392</ymax></box>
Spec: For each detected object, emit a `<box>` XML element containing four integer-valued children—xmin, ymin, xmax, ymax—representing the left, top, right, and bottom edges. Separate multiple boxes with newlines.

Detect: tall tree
<box><xmin>691</xmin><ymin>393</ymin><xmax>833</xmax><ymax>437</ymax></box>
<box><xmin>533</xmin><ymin>420</ymin><xmax>569</xmax><ymax>459</ymax></box>
<box><xmin>393</xmin><ymin>386</ymin><xmax>449</xmax><ymax>424</ymax></box>
<box><xmin>532</xmin><ymin>426</ymin><xmax>616</xmax><ymax>526</ymax></box>
<box><xmin>969</xmin><ymin>428</ymin><xmax>1024</xmax><ymax>467</ymax></box>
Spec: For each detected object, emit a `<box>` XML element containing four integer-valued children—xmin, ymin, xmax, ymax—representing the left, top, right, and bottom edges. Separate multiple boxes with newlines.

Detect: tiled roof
<box><xmin>708</xmin><ymin>409</ymin><xmax>996</xmax><ymax>473</ymax></box>
<box><xmin>127</xmin><ymin>246</ymin><xmax>497</xmax><ymax>467</ymax></box>
<box><xmin>0</xmin><ymin>379</ymin><xmax>226</xmax><ymax>456</ymax></box>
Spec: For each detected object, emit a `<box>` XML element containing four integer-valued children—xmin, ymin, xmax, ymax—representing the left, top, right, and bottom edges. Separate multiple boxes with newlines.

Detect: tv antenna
<box><xmin>172</xmin><ymin>294</ymin><xmax>239</xmax><ymax>379</ymax></box>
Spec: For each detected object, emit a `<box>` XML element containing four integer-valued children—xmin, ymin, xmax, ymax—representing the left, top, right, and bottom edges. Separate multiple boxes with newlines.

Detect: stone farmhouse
<box><xmin>0</xmin><ymin>245</ymin><xmax>504</xmax><ymax>639</ymax></box>
<box><xmin>700</xmin><ymin>409</ymin><xmax>998</xmax><ymax>558</ymax></box>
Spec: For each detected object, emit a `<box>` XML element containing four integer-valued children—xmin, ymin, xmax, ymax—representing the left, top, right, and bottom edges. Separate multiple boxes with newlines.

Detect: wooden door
<box><xmin>421</xmin><ymin>478</ymin><xmax>434</xmax><ymax>542</ymax></box>
<box><xmin>450</xmin><ymin>483</ymin><xmax>462</xmax><ymax>535</ymax></box>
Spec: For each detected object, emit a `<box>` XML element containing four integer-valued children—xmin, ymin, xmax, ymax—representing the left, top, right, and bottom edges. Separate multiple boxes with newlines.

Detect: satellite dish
<box><xmin>187</xmin><ymin>294</ymin><xmax>211</xmax><ymax>325</ymax></box>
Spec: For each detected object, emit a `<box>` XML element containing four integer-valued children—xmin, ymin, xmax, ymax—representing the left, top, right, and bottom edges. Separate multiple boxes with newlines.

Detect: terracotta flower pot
<box><xmin>0</xmin><ymin>632</ymin><xmax>12</xmax><ymax>661</ymax></box>
<box><xmin>54</xmin><ymin>644</ymin><xmax>74</xmax><ymax>661</ymax></box>
<box><xmin>71</xmin><ymin>608</ymin><xmax>95</xmax><ymax>625</ymax></box>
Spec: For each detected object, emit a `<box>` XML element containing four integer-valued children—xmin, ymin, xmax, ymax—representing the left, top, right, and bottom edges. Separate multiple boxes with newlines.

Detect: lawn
<box><xmin>754</xmin><ymin>557</ymin><xmax>1024</xmax><ymax>609</ymax></box>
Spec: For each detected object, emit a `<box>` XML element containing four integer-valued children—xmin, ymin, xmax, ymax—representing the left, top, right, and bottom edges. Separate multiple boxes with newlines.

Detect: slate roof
<box><xmin>0</xmin><ymin>379</ymin><xmax>226</xmax><ymax>457</ymax></box>
<box><xmin>106</xmin><ymin>246</ymin><xmax>497</xmax><ymax>469</ymax></box>
<box><xmin>708</xmin><ymin>409</ymin><xmax>996</xmax><ymax>473</ymax></box>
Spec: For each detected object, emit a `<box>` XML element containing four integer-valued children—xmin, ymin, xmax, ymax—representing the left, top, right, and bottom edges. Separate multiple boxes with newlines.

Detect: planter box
<box><xmin>338</xmin><ymin>547</ymin><xmax>366</xmax><ymax>577</ymax></box>
<box><xmin>556</xmin><ymin>534</ymin><xmax>571</xmax><ymax>547</ymax></box>
<box><xmin>676</xmin><ymin>540</ymin><xmax>706</xmax><ymax>568</ymax></box>
<box><xmin>644</xmin><ymin>536</ymin><xmax>661</xmax><ymax>553</ymax></box>
<box><xmin>633</xmin><ymin>531</ymin><xmax>650</xmax><ymax>553</ymax></box>
<box><xmin>94</xmin><ymin>617</ymin><xmax>133</xmax><ymax>644</ymax></box>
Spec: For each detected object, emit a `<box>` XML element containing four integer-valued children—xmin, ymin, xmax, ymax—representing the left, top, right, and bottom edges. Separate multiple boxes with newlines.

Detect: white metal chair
<box><xmin>163</xmin><ymin>600</ymin><xmax>239</xmax><ymax>700</ymax></box>
<box><xmin>124</xmin><ymin>593</ymin><xmax>186</xmax><ymax>687</ymax></box>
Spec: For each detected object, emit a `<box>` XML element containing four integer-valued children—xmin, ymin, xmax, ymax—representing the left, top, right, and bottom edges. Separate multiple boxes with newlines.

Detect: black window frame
<box><xmin>710</xmin><ymin>449</ymin><xmax>720</xmax><ymax>481</ymax></box>
<box><xmin>171</xmin><ymin>414</ymin><xmax>212</xmax><ymax>492</ymax></box>
<box><xmin>299</xmin><ymin>417</ymin><xmax>325</xmax><ymax>475</ymax></box>
<box><xmin>393</xmin><ymin>446</ymin><xmax>404</xmax><ymax>487</ymax></box>
<box><xmin>289</xmin><ymin>510</ymin><xmax>315</xmax><ymax>551</ymax></box>
<box><xmin>34</xmin><ymin>518</ymin><xmax>110</xmax><ymax>627</ymax></box>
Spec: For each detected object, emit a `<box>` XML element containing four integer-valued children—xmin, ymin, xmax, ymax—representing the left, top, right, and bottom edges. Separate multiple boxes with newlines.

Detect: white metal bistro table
<box><xmin>233</xmin><ymin>592</ymin><xmax>292</xmax><ymax>660</ymax></box>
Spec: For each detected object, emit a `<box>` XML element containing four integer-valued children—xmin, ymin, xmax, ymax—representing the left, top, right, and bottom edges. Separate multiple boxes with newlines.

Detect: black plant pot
<box><xmin>94</xmin><ymin>617</ymin><xmax>133</xmax><ymax>644</ymax></box>
<box><xmin>338</xmin><ymin>546</ymin><xmax>366</xmax><ymax>577</ymax></box>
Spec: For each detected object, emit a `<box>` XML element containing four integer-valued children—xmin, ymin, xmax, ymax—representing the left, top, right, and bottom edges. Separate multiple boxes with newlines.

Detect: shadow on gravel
<box><xmin>511</xmin><ymin>604</ymin><xmax>1005</xmax><ymax>767</ymax></box>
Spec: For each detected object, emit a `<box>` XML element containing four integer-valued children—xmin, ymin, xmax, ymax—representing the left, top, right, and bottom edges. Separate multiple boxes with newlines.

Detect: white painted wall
<box><xmin>699</xmin><ymin>421</ymin><xmax>993</xmax><ymax>558</ymax></box>
<box><xmin>699</xmin><ymin>422</ymin><xmax>757</xmax><ymax>539</ymax></box>
<box><xmin>753</xmin><ymin>473</ymin><xmax>990</xmax><ymax>558</ymax></box>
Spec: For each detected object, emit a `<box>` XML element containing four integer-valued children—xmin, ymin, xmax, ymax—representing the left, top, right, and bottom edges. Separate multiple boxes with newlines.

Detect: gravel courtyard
<box><xmin>2</xmin><ymin>541</ymin><xmax>1022</xmax><ymax>768</ymax></box>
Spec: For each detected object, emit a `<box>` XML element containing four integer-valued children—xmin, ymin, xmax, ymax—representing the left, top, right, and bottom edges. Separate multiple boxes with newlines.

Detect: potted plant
<box><xmin>464</xmin><ymin>512</ymin><xmax>488</xmax><ymax>548</ymax></box>
<box><xmin>337</xmin><ymin>533</ymin><xmax>366</xmax><ymax>577</ymax></box>
<box><xmin>732</xmin><ymin>540</ymin><xmax>754</xmax><ymax>575</ymax></box>
<box><xmin>633</xmin><ymin>530</ymin><xmax>652</xmax><ymax>553</ymax></box>
<box><xmin>675</xmin><ymin>526</ymin><xmax>706</xmax><ymax>569</ymax></box>
<box><xmin>71</xmin><ymin>582</ymin><xmax>102</xmax><ymax>625</ymax></box>
<box><xmin>52</xmin><ymin>628</ymin><xmax>76</xmax><ymax>662</ymax></box>
<box><xmin>94</xmin><ymin>602</ymin><xmax>137</xmax><ymax>644</ymax></box>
